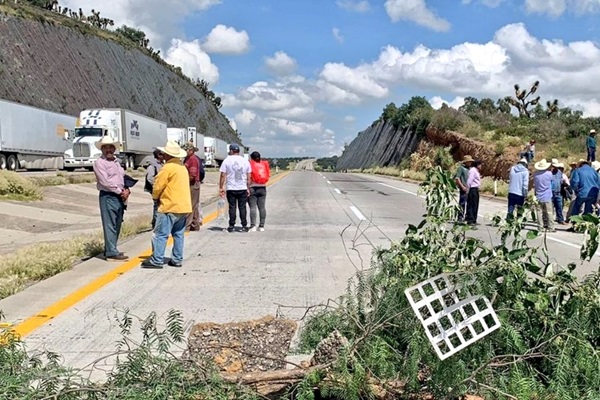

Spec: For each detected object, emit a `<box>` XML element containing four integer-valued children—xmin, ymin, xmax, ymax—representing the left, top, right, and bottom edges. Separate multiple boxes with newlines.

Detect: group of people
<box><xmin>453</xmin><ymin>155</ymin><xmax>483</xmax><ymax>227</ymax></box>
<box><xmin>92</xmin><ymin>136</ymin><xmax>271</xmax><ymax>269</ymax></box>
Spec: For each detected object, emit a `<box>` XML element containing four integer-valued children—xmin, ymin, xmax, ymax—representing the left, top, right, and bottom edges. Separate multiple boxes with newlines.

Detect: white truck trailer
<box><xmin>63</xmin><ymin>109</ymin><xmax>167</xmax><ymax>171</ymax></box>
<box><xmin>0</xmin><ymin>99</ymin><xmax>75</xmax><ymax>171</ymax></box>
<box><xmin>167</xmin><ymin>127</ymin><xmax>205</xmax><ymax>159</ymax></box>
<box><xmin>204</xmin><ymin>136</ymin><xmax>228</xmax><ymax>167</ymax></box>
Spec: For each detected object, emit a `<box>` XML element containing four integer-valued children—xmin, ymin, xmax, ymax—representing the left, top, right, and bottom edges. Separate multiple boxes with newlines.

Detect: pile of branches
<box><xmin>296</xmin><ymin>168</ymin><xmax>600</xmax><ymax>399</ymax></box>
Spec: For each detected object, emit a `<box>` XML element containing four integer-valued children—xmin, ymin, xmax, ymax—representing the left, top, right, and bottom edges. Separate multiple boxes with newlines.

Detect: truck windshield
<box><xmin>75</xmin><ymin>128</ymin><xmax>103</xmax><ymax>137</ymax></box>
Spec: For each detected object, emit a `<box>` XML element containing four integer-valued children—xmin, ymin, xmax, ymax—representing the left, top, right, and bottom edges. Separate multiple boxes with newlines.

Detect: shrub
<box><xmin>430</xmin><ymin>106</ymin><xmax>465</xmax><ymax>131</ymax></box>
<box><xmin>0</xmin><ymin>171</ymin><xmax>42</xmax><ymax>201</ymax></box>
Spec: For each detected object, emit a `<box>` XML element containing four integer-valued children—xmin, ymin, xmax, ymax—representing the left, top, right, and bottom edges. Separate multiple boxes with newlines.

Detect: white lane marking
<box><xmin>334</xmin><ymin>188</ymin><xmax>341</xmax><ymax>194</ymax></box>
<box><xmin>379</xmin><ymin>182</ymin><xmax>425</xmax><ymax>198</ymax></box>
<box><xmin>547</xmin><ymin>236</ymin><xmax>580</xmax><ymax>250</ymax></box>
<box><xmin>350</xmin><ymin>206</ymin><xmax>366</xmax><ymax>221</ymax></box>
<box><xmin>327</xmin><ymin>180</ymin><xmax>331</xmax><ymax>184</ymax></box>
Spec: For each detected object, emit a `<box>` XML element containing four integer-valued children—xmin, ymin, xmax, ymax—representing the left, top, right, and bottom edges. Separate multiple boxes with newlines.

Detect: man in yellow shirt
<box><xmin>142</xmin><ymin>141</ymin><xmax>192</xmax><ymax>269</ymax></box>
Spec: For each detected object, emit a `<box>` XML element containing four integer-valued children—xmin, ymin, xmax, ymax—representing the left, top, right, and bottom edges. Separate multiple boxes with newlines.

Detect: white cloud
<box><xmin>336</xmin><ymin>0</ymin><xmax>371</xmax><ymax>12</ymax></box>
<box><xmin>384</xmin><ymin>0</ymin><xmax>451</xmax><ymax>32</ymax></box>
<box><xmin>264</xmin><ymin>51</ymin><xmax>297</xmax><ymax>76</ymax></box>
<box><xmin>332</xmin><ymin>28</ymin><xmax>344</xmax><ymax>44</ymax></box>
<box><xmin>61</xmin><ymin>0</ymin><xmax>221</xmax><ymax>50</ymax></box>
<box><xmin>320</xmin><ymin>63</ymin><xmax>389</xmax><ymax>98</ymax></box>
<box><xmin>202</xmin><ymin>24</ymin><xmax>250</xmax><ymax>55</ymax></box>
<box><xmin>462</xmin><ymin>0</ymin><xmax>505</xmax><ymax>6</ymax></box>
<box><xmin>235</xmin><ymin>109</ymin><xmax>257</xmax><ymax>125</ymax></box>
<box><xmin>429</xmin><ymin>96</ymin><xmax>466</xmax><ymax>110</ymax></box>
<box><xmin>344</xmin><ymin>115</ymin><xmax>356</xmax><ymax>123</ymax></box>
<box><xmin>525</xmin><ymin>0</ymin><xmax>566</xmax><ymax>16</ymax></box>
<box><xmin>164</xmin><ymin>39</ymin><xmax>219</xmax><ymax>84</ymax></box>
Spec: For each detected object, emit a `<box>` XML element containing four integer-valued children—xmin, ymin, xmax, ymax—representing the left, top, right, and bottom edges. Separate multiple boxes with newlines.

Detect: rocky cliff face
<box><xmin>336</xmin><ymin>120</ymin><xmax>421</xmax><ymax>170</ymax></box>
<box><xmin>0</xmin><ymin>8</ymin><xmax>237</xmax><ymax>143</ymax></box>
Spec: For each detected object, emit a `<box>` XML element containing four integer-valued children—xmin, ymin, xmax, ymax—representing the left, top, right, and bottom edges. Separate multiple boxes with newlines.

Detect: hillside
<box><xmin>0</xmin><ymin>3</ymin><xmax>238</xmax><ymax>143</ymax></box>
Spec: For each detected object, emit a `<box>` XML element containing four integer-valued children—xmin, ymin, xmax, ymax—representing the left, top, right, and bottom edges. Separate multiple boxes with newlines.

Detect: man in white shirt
<box><xmin>219</xmin><ymin>144</ymin><xmax>252</xmax><ymax>232</ymax></box>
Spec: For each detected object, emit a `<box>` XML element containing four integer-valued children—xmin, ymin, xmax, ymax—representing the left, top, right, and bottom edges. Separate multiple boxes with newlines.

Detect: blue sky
<box><xmin>62</xmin><ymin>0</ymin><xmax>600</xmax><ymax>157</ymax></box>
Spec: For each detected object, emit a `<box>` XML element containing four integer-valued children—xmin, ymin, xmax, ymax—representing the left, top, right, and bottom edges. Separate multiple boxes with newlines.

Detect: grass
<box><xmin>0</xmin><ymin>215</ymin><xmax>151</xmax><ymax>300</ymax></box>
<box><xmin>0</xmin><ymin>171</ymin><xmax>42</xmax><ymax>201</ymax></box>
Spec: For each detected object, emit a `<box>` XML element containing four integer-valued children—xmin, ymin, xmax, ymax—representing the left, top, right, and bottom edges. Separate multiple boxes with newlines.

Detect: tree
<box><xmin>116</xmin><ymin>25</ymin><xmax>148</xmax><ymax>47</ymax></box>
<box><xmin>458</xmin><ymin>96</ymin><xmax>480</xmax><ymax>115</ymax></box>
<box><xmin>496</xmin><ymin>98</ymin><xmax>511</xmax><ymax>114</ymax></box>
<box><xmin>382</xmin><ymin>103</ymin><xmax>398</xmax><ymax>121</ymax></box>
<box><xmin>479</xmin><ymin>98</ymin><xmax>496</xmax><ymax>115</ymax></box>
<box><xmin>505</xmin><ymin>81</ymin><xmax>541</xmax><ymax>118</ymax></box>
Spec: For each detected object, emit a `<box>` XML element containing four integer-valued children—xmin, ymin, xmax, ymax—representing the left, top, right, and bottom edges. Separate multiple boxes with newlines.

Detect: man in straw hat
<box><xmin>182</xmin><ymin>142</ymin><xmax>203</xmax><ymax>232</ymax></box>
<box><xmin>569</xmin><ymin>159</ymin><xmax>600</xmax><ymax>225</ymax></box>
<box><xmin>93</xmin><ymin>136</ymin><xmax>130</xmax><ymax>261</ymax></box>
<box><xmin>587</xmin><ymin>129</ymin><xmax>597</xmax><ymax>162</ymax></box>
<box><xmin>533</xmin><ymin>159</ymin><xmax>554</xmax><ymax>232</ymax></box>
<box><xmin>142</xmin><ymin>140</ymin><xmax>192</xmax><ymax>269</ymax></box>
<box><xmin>551</xmin><ymin>159</ymin><xmax>566</xmax><ymax>225</ymax></box>
<box><xmin>507</xmin><ymin>157</ymin><xmax>529</xmax><ymax>220</ymax></box>
<box><xmin>453</xmin><ymin>155</ymin><xmax>473</xmax><ymax>222</ymax></box>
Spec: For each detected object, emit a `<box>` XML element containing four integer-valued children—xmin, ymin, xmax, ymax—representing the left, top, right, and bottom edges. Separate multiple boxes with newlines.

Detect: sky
<box><xmin>61</xmin><ymin>0</ymin><xmax>600</xmax><ymax>158</ymax></box>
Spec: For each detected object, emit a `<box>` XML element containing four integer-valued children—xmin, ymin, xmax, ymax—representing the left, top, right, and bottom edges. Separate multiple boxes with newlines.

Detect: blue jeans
<box><xmin>571</xmin><ymin>196</ymin><xmax>596</xmax><ymax>216</ymax></box>
<box><xmin>99</xmin><ymin>191</ymin><xmax>124</xmax><ymax>257</ymax></box>
<box><xmin>149</xmin><ymin>212</ymin><xmax>188</xmax><ymax>265</ymax></box>
<box><xmin>457</xmin><ymin>189</ymin><xmax>467</xmax><ymax>220</ymax></box>
<box><xmin>507</xmin><ymin>193</ymin><xmax>525</xmax><ymax>219</ymax></box>
<box><xmin>552</xmin><ymin>194</ymin><xmax>564</xmax><ymax>223</ymax></box>
<box><xmin>588</xmin><ymin>148</ymin><xmax>596</xmax><ymax>162</ymax></box>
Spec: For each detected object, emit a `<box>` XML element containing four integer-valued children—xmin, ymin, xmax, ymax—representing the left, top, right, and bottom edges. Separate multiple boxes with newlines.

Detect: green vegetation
<box><xmin>315</xmin><ymin>156</ymin><xmax>338</xmax><ymax>171</ymax></box>
<box><xmin>0</xmin><ymin>215</ymin><xmax>151</xmax><ymax>300</ymax></box>
<box><xmin>0</xmin><ymin>171</ymin><xmax>42</xmax><ymax>201</ymax></box>
<box><xmin>268</xmin><ymin>157</ymin><xmax>311</xmax><ymax>170</ymax></box>
<box><xmin>297</xmin><ymin>168</ymin><xmax>600</xmax><ymax>399</ymax></box>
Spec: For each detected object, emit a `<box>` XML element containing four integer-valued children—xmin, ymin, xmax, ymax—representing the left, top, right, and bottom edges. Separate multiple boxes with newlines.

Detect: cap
<box><xmin>229</xmin><ymin>143</ymin><xmax>240</xmax><ymax>152</ymax></box>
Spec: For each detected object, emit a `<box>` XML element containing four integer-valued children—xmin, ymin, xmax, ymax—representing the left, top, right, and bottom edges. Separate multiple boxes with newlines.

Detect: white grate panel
<box><xmin>405</xmin><ymin>273</ymin><xmax>501</xmax><ymax>360</ymax></box>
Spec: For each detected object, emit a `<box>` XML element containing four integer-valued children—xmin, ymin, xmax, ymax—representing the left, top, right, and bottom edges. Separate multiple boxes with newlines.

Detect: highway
<box><xmin>0</xmin><ymin>170</ymin><xmax>597</xmax><ymax>378</ymax></box>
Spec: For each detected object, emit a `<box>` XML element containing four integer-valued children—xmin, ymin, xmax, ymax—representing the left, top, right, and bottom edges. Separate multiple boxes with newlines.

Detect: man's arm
<box><xmin>93</xmin><ymin>161</ymin><xmax>122</xmax><ymax>194</ymax></box>
<box><xmin>466</xmin><ymin>169</ymin><xmax>475</xmax><ymax>189</ymax></box>
<box><xmin>522</xmin><ymin>171</ymin><xmax>529</xmax><ymax>197</ymax></box>
<box><xmin>219</xmin><ymin>172</ymin><xmax>226</xmax><ymax>196</ymax></box>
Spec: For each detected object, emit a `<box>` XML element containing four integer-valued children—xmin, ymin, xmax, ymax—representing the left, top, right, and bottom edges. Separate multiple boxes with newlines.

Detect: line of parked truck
<box><xmin>0</xmin><ymin>98</ymin><xmax>243</xmax><ymax>172</ymax></box>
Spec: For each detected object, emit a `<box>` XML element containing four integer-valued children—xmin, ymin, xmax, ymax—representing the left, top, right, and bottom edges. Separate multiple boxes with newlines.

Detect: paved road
<box><xmin>295</xmin><ymin>159</ymin><xmax>315</xmax><ymax>171</ymax></box>
<box><xmin>0</xmin><ymin>171</ymin><xmax>596</xmax><ymax>378</ymax></box>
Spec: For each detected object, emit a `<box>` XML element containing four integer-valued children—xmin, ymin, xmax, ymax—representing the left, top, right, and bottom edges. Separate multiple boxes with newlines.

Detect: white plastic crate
<box><xmin>404</xmin><ymin>272</ymin><xmax>501</xmax><ymax>360</ymax></box>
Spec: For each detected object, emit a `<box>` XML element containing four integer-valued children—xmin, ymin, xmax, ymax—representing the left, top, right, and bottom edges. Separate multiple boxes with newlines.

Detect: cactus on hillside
<box><xmin>504</xmin><ymin>81</ymin><xmax>540</xmax><ymax>118</ymax></box>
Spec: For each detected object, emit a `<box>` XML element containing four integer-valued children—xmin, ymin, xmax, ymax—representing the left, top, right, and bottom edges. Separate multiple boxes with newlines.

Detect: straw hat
<box><xmin>590</xmin><ymin>129</ymin><xmax>596</xmax><ymax>134</ymax></box>
<box><xmin>462</xmin><ymin>155</ymin><xmax>474</xmax><ymax>163</ymax></box>
<box><xmin>94</xmin><ymin>136</ymin><xmax>120</xmax><ymax>150</ymax></box>
<box><xmin>551</xmin><ymin>159</ymin><xmax>564</xmax><ymax>168</ymax></box>
<box><xmin>534</xmin><ymin>159</ymin><xmax>552</xmax><ymax>171</ymax></box>
<box><xmin>158</xmin><ymin>140</ymin><xmax>187</xmax><ymax>158</ymax></box>
<box><xmin>592</xmin><ymin>161</ymin><xmax>600</xmax><ymax>171</ymax></box>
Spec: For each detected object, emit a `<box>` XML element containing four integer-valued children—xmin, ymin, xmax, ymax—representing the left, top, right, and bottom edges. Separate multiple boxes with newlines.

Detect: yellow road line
<box><xmin>10</xmin><ymin>171</ymin><xmax>291</xmax><ymax>339</ymax></box>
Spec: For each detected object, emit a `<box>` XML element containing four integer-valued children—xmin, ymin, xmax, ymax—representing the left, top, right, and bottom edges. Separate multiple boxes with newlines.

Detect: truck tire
<box><xmin>6</xmin><ymin>155</ymin><xmax>18</xmax><ymax>171</ymax></box>
<box><xmin>64</xmin><ymin>167</ymin><xmax>76</xmax><ymax>172</ymax></box>
<box><xmin>0</xmin><ymin>154</ymin><xmax>6</xmax><ymax>170</ymax></box>
<box><xmin>127</xmin><ymin>155</ymin><xmax>135</xmax><ymax>170</ymax></box>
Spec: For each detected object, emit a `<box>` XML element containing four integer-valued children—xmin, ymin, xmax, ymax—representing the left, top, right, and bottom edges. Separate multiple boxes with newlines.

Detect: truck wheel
<box><xmin>6</xmin><ymin>155</ymin><xmax>18</xmax><ymax>171</ymax></box>
<box><xmin>0</xmin><ymin>154</ymin><xmax>6</xmax><ymax>170</ymax></box>
<box><xmin>64</xmin><ymin>167</ymin><xmax>76</xmax><ymax>172</ymax></box>
<box><xmin>127</xmin><ymin>155</ymin><xmax>135</xmax><ymax>170</ymax></box>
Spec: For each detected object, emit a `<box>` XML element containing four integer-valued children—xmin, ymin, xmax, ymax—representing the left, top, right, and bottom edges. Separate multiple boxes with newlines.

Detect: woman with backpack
<box><xmin>248</xmin><ymin>151</ymin><xmax>271</xmax><ymax>231</ymax></box>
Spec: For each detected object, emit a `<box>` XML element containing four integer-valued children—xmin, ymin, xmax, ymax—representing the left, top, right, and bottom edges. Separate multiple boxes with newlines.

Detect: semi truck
<box><xmin>167</xmin><ymin>127</ymin><xmax>205</xmax><ymax>159</ymax></box>
<box><xmin>63</xmin><ymin>109</ymin><xmax>167</xmax><ymax>171</ymax></box>
<box><xmin>204</xmin><ymin>136</ymin><xmax>228</xmax><ymax>167</ymax></box>
<box><xmin>0</xmin><ymin>99</ymin><xmax>75</xmax><ymax>171</ymax></box>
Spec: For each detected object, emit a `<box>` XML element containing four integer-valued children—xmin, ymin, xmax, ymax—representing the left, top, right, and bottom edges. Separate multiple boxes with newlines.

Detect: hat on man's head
<box><xmin>158</xmin><ymin>140</ymin><xmax>186</xmax><ymax>158</ymax></box>
<box><xmin>551</xmin><ymin>159</ymin><xmax>563</xmax><ymax>168</ymax></box>
<box><xmin>569</xmin><ymin>160</ymin><xmax>578</xmax><ymax>166</ymax></box>
<box><xmin>534</xmin><ymin>159</ymin><xmax>552</xmax><ymax>171</ymax></box>
<box><xmin>182</xmin><ymin>142</ymin><xmax>198</xmax><ymax>152</ymax></box>
<box><xmin>590</xmin><ymin>129</ymin><xmax>597</xmax><ymax>134</ymax></box>
<box><xmin>94</xmin><ymin>136</ymin><xmax>120</xmax><ymax>150</ymax></box>
<box><xmin>229</xmin><ymin>143</ymin><xmax>240</xmax><ymax>152</ymax></box>
<box><xmin>579</xmin><ymin>158</ymin><xmax>589</xmax><ymax>165</ymax></box>
<box><xmin>462</xmin><ymin>155</ymin><xmax>474</xmax><ymax>163</ymax></box>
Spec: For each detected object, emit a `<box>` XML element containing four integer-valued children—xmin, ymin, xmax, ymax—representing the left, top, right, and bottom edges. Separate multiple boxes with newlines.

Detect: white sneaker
<box><xmin>258</xmin><ymin>227</ymin><xmax>265</xmax><ymax>232</ymax></box>
<box><xmin>249</xmin><ymin>226</ymin><xmax>257</xmax><ymax>232</ymax></box>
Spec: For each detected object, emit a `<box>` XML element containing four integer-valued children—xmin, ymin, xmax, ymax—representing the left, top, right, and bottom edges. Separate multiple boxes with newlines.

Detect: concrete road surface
<box><xmin>0</xmin><ymin>171</ymin><xmax>596</xmax><ymax>378</ymax></box>
<box><xmin>295</xmin><ymin>159</ymin><xmax>315</xmax><ymax>171</ymax></box>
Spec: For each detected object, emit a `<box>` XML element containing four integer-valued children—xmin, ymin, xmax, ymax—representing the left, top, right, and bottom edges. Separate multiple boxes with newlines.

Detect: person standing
<box><xmin>570</xmin><ymin>160</ymin><xmax>600</xmax><ymax>219</ymax></box>
<box><xmin>533</xmin><ymin>159</ymin><xmax>554</xmax><ymax>232</ymax></box>
<box><xmin>587</xmin><ymin>129</ymin><xmax>597</xmax><ymax>162</ymax></box>
<box><xmin>145</xmin><ymin>149</ymin><xmax>164</xmax><ymax>229</ymax></box>
<box><xmin>550</xmin><ymin>160</ymin><xmax>566</xmax><ymax>225</ymax></box>
<box><xmin>219</xmin><ymin>143</ymin><xmax>252</xmax><ymax>232</ymax></box>
<box><xmin>141</xmin><ymin>141</ymin><xmax>192</xmax><ymax>269</ymax></box>
<box><xmin>520</xmin><ymin>139</ymin><xmax>536</xmax><ymax>163</ymax></box>
<box><xmin>453</xmin><ymin>155</ymin><xmax>473</xmax><ymax>222</ymax></box>
<box><xmin>507</xmin><ymin>157</ymin><xmax>529</xmax><ymax>220</ymax></box>
<box><xmin>465</xmin><ymin>160</ymin><xmax>482</xmax><ymax>227</ymax></box>
<box><xmin>248</xmin><ymin>151</ymin><xmax>271</xmax><ymax>231</ymax></box>
<box><xmin>93</xmin><ymin>136</ymin><xmax>130</xmax><ymax>261</ymax></box>
<box><xmin>182</xmin><ymin>142</ymin><xmax>202</xmax><ymax>231</ymax></box>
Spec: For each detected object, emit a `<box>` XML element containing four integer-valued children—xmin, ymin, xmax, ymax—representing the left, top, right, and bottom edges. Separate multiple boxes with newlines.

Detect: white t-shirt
<box><xmin>219</xmin><ymin>155</ymin><xmax>252</xmax><ymax>190</ymax></box>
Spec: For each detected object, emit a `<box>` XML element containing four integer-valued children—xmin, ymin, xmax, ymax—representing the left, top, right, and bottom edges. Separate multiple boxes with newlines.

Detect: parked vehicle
<box><xmin>0</xmin><ymin>99</ymin><xmax>75</xmax><ymax>171</ymax></box>
<box><xmin>63</xmin><ymin>109</ymin><xmax>167</xmax><ymax>171</ymax></box>
<box><xmin>204</xmin><ymin>136</ymin><xmax>228</xmax><ymax>167</ymax></box>
<box><xmin>167</xmin><ymin>127</ymin><xmax>205</xmax><ymax>159</ymax></box>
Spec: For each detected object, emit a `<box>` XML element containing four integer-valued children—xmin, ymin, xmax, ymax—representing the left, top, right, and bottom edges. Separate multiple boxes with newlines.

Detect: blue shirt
<box><xmin>533</xmin><ymin>170</ymin><xmax>553</xmax><ymax>202</ymax></box>
<box><xmin>587</xmin><ymin>135</ymin><xmax>596</xmax><ymax>150</ymax></box>
<box><xmin>571</xmin><ymin>164</ymin><xmax>600</xmax><ymax>198</ymax></box>
<box><xmin>551</xmin><ymin>170</ymin><xmax>562</xmax><ymax>194</ymax></box>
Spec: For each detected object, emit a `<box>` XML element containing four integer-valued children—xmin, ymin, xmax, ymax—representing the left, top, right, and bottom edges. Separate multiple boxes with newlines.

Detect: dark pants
<box><xmin>249</xmin><ymin>186</ymin><xmax>267</xmax><ymax>227</ymax></box>
<box><xmin>99</xmin><ymin>191</ymin><xmax>124</xmax><ymax>257</ymax></box>
<box><xmin>466</xmin><ymin>188</ymin><xmax>479</xmax><ymax>224</ymax></box>
<box><xmin>588</xmin><ymin>148</ymin><xmax>596</xmax><ymax>162</ymax></box>
<box><xmin>151</xmin><ymin>199</ymin><xmax>159</xmax><ymax>228</ymax></box>
<box><xmin>227</xmin><ymin>189</ymin><xmax>248</xmax><ymax>227</ymax></box>
<box><xmin>571</xmin><ymin>196</ymin><xmax>596</xmax><ymax>217</ymax></box>
<box><xmin>507</xmin><ymin>193</ymin><xmax>525</xmax><ymax>219</ymax></box>
<box><xmin>457</xmin><ymin>189</ymin><xmax>467</xmax><ymax>221</ymax></box>
<box><xmin>186</xmin><ymin>182</ymin><xmax>201</xmax><ymax>230</ymax></box>
<box><xmin>552</xmin><ymin>194</ymin><xmax>565</xmax><ymax>223</ymax></box>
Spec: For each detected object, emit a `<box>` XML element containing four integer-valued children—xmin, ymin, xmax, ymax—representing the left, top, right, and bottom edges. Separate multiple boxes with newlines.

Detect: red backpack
<box><xmin>251</xmin><ymin>160</ymin><xmax>270</xmax><ymax>184</ymax></box>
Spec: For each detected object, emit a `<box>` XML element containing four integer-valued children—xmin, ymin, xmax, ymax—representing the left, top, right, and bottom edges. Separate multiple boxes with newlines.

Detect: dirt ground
<box><xmin>0</xmin><ymin>171</ymin><xmax>221</xmax><ymax>255</ymax></box>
